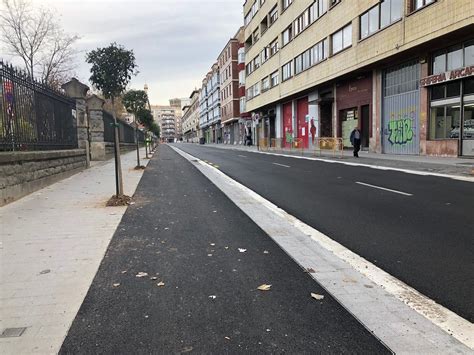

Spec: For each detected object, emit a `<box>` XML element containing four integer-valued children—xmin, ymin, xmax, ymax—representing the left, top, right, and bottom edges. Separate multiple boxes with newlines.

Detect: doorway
<box><xmin>297</xmin><ymin>97</ymin><xmax>309</xmax><ymax>148</ymax></box>
<box><xmin>361</xmin><ymin>105</ymin><xmax>370</xmax><ymax>149</ymax></box>
<box><xmin>320</xmin><ymin>102</ymin><xmax>333</xmax><ymax>138</ymax></box>
<box><xmin>462</xmin><ymin>101</ymin><xmax>474</xmax><ymax>156</ymax></box>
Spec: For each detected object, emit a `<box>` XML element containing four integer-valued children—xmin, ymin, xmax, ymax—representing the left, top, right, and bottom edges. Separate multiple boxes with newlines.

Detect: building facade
<box><xmin>219</xmin><ymin>27</ymin><xmax>250</xmax><ymax>145</ymax></box>
<box><xmin>170</xmin><ymin>98</ymin><xmax>191</xmax><ymax>141</ymax></box>
<box><xmin>243</xmin><ymin>0</ymin><xmax>474</xmax><ymax>156</ymax></box>
<box><xmin>199</xmin><ymin>63</ymin><xmax>222</xmax><ymax>143</ymax></box>
<box><xmin>151</xmin><ymin>105</ymin><xmax>177</xmax><ymax>142</ymax></box>
<box><xmin>182</xmin><ymin>90</ymin><xmax>200</xmax><ymax>143</ymax></box>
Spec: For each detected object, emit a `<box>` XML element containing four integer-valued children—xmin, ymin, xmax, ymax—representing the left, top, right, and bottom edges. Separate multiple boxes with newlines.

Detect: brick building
<box><xmin>218</xmin><ymin>27</ymin><xmax>251</xmax><ymax>144</ymax></box>
<box><xmin>243</xmin><ymin>0</ymin><xmax>474</xmax><ymax>156</ymax></box>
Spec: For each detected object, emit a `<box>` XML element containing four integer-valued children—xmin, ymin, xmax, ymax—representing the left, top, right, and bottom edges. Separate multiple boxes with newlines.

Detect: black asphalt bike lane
<box><xmin>174</xmin><ymin>144</ymin><xmax>474</xmax><ymax>322</ymax></box>
<box><xmin>60</xmin><ymin>145</ymin><xmax>388</xmax><ymax>354</ymax></box>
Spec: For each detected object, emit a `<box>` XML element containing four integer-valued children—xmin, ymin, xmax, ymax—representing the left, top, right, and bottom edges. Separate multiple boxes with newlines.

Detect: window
<box><xmin>465</xmin><ymin>41</ymin><xmax>474</xmax><ymax>66</ymax></box>
<box><xmin>412</xmin><ymin>0</ymin><xmax>435</xmax><ymax>12</ymax></box>
<box><xmin>332</xmin><ymin>24</ymin><xmax>352</xmax><ymax>54</ymax></box>
<box><xmin>270</xmin><ymin>71</ymin><xmax>279</xmax><ymax>87</ymax></box>
<box><xmin>253</xmin><ymin>28</ymin><xmax>260</xmax><ymax>43</ymax></box>
<box><xmin>310</xmin><ymin>39</ymin><xmax>328</xmax><ymax>65</ymax></box>
<box><xmin>240</xmin><ymin>97</ymin><xmax>246</xmax><ymax>113</ymax></box>
<box><xmin>253</xmin><ymin>55</ymin><xmax>261</xmax><ymax>69</ymax></box>
<box><xmin>269</xmin><ymin>6</ymin><xmax>278</xmax><ymax>25</ymax></box>
<box><xmin>431</xmin><ymin>41</ymin><xmax>474</xmax><ymax>74</ymax></box>
<box><xmin>282</xmin><ymin>61</ymin><xmax>293</xmax><ymax>81</ymax></box>
<box><xmin>282</xmin><ymin>0</ymin><xmax>292</xmax><ymax>11</ymax></box>
<box><xmin>282</xmin><ymin>26</ymin><xmax>292</xmax><ymax>46</ymax></box>
<box><xmin>262</xmin><ymin>77</ymin><xmax>270</xmax><ymax>91</ymax></box>
<box><xmin>270</xmin><ymin>38</ymin><xmax>279</xmax><ymax>56</ymax></box>
<box><xmin>430</xmin><ymin>104</ymin><xmax>461</xmax><ymax>139</ymax></box>
<box><xmin>447</xmin><ymin>45</ymin><xmax>463</xmax><ymax>71</ymax></box>
<box><xmin>360</xmin><ymin>0</ymin><xmax>402</xmax><ymax>40</ymax></box>
<box><xmin>254</xmin><ymin>82</ymin><xmax>260</xmax><ymax>96</ymax></box>
<box><xmin>329</xmin><ymin>0</ymin><xmax>340</xmax><ymax>8</ymax></box>
<box><xmin>246</xmin><ymin>62</ymin><xmax>254</xmax><ymax>76</ymax></box>
<box><xmin>245</xmin><ymin>0</ymin><xmax>260</xmax><ymax>25</ymax></box>
<box><xmin>261</xmin><ymin>47</ymin><xmax>269</xmax><ymax>63</ymax></box>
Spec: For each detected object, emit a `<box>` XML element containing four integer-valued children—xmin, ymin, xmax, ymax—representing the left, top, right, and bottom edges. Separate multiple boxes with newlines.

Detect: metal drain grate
<box><xmin>0</xmin><ymin>327</ymin><xmax>27</xmax><ymax>338</ymax></box>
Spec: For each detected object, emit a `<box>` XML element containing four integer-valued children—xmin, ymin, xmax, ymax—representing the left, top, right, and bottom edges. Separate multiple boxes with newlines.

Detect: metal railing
<box><xmin>313</xmin><ymin>137</ymin><xmax>344</xmax><ymax>158</ymax></box>
<box><xmin>0</xmin><ymin>61</ymin><xmax>77</xmax><ymax>151</ymax></box>
<box><xmin>103</xmin><ymin>111</ymin><xmax>144</xmax><ymax>144</ymax></box>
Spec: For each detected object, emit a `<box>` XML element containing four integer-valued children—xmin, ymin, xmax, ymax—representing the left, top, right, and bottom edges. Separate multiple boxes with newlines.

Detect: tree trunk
<box><xmin>112</xmin><ymin>97</ymin><xmax>124</xmax><ymax>196</ymax></box>
<box><xmin>135</xmin><ymin>117</ymin><xmax>140</xmax><ymax>168</ymax></box>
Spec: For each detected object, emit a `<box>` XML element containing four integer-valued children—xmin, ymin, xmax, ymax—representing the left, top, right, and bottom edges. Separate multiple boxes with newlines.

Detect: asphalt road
<box><xmin>175</xmin><ymin>143</ymin><xmax>474</xmax><ymax>323</ymax></box>
<box><xmin>60</xmin><ymin>145</ymin><xmax>388</xmax><ymax>354</ymax></box>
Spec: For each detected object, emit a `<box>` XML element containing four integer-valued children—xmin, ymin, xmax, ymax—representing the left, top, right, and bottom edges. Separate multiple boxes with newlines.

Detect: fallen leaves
<box><xmin>257</xmin><ymin>284</ymin><xmax>272</xmax><ymax>291</ymax></box>
<box><xmin>311</xmin><ymin>293</ymin><xmax>324</xmax><ymax>300</ymax></box>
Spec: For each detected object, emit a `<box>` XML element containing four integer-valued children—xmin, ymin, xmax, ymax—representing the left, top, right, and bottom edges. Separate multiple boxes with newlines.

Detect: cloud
<box><xmin>7</xmin><ymin>0</ymin><xmax>244</xmax><ymax>104</ymax></box>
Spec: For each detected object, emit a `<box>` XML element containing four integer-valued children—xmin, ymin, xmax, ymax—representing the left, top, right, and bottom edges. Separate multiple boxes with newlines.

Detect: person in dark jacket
<box><xmin>350</xmin><ymin>127</ymin><xmax>362</xmax><ymax>157</ymax></box>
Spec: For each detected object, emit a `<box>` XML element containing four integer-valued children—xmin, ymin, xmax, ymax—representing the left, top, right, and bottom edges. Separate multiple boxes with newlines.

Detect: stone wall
<box><xmin>0</xmin><ymin>149</ymin><xmax>87</xmax><ymax>206</ymax></box>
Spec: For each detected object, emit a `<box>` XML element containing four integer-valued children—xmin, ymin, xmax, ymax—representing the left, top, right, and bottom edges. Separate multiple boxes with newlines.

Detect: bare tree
<box><xmin>0</xmin><ymin>0</ymin><xmax>78</xmax><ymax>87</ymax></box>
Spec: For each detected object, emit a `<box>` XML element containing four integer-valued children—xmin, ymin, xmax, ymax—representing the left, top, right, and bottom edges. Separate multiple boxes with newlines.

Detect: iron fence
<box><xmin>103</xmin><ymin>111</ymin><xmax>145</xmax><ymax>144</ymax></box>
<box><xmin>0</xmin><ymin>61</ymin><xmax>77</xmax><ymax>151</ymax></box>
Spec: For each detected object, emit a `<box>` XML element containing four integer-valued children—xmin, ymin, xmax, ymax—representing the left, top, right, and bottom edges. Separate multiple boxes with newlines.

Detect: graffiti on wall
<box><xmin>387</xmin><ymin>107</ymin><xmax>416</xmax><ymax>145</ymax></box>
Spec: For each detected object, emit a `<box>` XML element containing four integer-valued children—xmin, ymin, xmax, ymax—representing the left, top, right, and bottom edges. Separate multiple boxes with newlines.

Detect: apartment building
<box><xmin>151</xmin><ymin>105</ymin><xmax>177</xmax><ymax>142</ymax></box>
<box><xmin>218</xmin><ymin>27</ymin><xmax>251</xmax><ymax>144</ymax></box>
<box><xmin>182</xmin><ymin>89</ymin><xmax>200</xmax><ymax>143</ymax></box>
<box><xmin>199</xmin><ymin>63</ymin><xmax>222</xmax><ymax>143</ymax></box>
<box><xmin>243</xmin><ymin>0</ymin><xmax>474</xmax><ymax>156</ymax></box>
<box><xmin>169</xmin><ymin>98</ymin><xmax>191</xmax><ymax>141</ymax></box>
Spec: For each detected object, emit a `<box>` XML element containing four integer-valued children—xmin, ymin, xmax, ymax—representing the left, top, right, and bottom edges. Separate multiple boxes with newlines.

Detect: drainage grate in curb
<box><xmin>0</xmin><ymin>327</ymin><xmax>27</xmax><ymax>338</ymax></box>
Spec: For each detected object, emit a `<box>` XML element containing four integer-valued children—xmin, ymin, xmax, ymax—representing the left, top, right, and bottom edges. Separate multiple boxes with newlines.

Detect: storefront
<box><xmin>382</xmin><ymin>61</ymin><xmax>421</xmax><ymax>155</ymax></box>
<box><xmin>336</xmin><ymin>74</ymin><xmax>372</xmax><ymax>149</ymax></box>
<box><xmin>282</xmin><ymin>102</ymin><xmax>293</xmax><ymax>148</ymax></box>
<box><xmin>423</xmin><ymin>40</ymin><xmax>474</xmax><ymax>156</ymax></box>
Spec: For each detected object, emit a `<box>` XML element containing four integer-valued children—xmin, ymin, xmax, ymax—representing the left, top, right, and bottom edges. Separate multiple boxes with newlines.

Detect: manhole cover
<box><xmin>0</xmin><ymin>327</ymin><xmax>27</xmax><ymax>338</ymax></box>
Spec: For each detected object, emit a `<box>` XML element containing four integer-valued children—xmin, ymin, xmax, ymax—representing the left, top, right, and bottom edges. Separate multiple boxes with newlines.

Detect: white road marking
<box><xmin>355</xmin><ymin>181</ymin><xmax>413</xmax><ymax>196</ymax></box>
<box><xmin>170</xmin><ymin>145</ymin><xmax>474</xmax><ymax>352</ymax></box>
<box><xmin>272</xmin><ymin>162</ymin><xmax>290</xmax><ymax>168</ymax></box>
<box><xmin>248</xmin><ymin>151</ymin><xmax>474</xmax><ymax>183</ymax></box>
<box><xmin>238</xmin><ymin>155</ymin><xmax>247</xmax><ymax>158</ymax></box>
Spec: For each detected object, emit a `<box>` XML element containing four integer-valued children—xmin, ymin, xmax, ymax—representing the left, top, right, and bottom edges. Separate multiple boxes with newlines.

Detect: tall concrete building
<box><xmin>182</xmin><ymin>90</ymin><xmax>200</xmax><ymax>143</ymax></box>
<box><xmin>151</xmin><ymin>105</ymin><xmax>177</xmax><ymax>142</ymax></box>
<box><xmin>199</xmin><ymin>63</ymin><xmax>221</xmax><ymax>143</ymax></box>
<box><xmin>169</xmin><ymin>98</ymin><xmax>191</xmax><ymax>140</ymax></box>
<box><xmin>243</xmin><ymin>0</ymin><xmax>474</xmax><ymax>156</ymax></box>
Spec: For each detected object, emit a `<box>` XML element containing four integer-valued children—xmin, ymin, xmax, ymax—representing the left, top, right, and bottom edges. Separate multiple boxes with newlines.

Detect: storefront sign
<box><xmin>420</xmin><ymin>65</ymin><xmax>474</xmax><ymax>87</ymax></box>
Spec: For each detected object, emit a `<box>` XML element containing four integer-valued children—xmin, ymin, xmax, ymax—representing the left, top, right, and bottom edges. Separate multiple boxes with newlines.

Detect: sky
<box><xmin>2</xmin><ymin>0</ymin><xmax>244</xmax><ymax>105</ymax></box>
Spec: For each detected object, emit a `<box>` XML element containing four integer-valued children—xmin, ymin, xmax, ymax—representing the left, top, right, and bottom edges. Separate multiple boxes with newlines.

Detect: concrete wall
<box><xmin>0</xmin><ymin>149</ymin><xmax>87</xmax><ymax>206</ymax></box>
<box><xmin>244</xmin><ymin>0</ymin><xmax>473</xmax><ymax>112</ymax></box>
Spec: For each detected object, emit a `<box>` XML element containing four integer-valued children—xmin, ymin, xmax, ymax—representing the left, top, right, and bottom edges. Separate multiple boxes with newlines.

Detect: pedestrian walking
<box><xmin>350</xmin><ymin>127</ymin><xmax>362</xmax><ymax>157</ymax></box>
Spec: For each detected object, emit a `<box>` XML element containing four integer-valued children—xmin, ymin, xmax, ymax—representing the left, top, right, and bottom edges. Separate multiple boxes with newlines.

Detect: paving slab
<box><xmin>0</xmin><ymin>148</ymin><xmax>149</xmax><ymax>354</ymax></box>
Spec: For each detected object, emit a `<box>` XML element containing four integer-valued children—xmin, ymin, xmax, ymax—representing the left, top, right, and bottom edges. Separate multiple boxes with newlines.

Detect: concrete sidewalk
<box><xmin>190</xmin><ymin>143</ymin><xmax>474</xmax><ymax>177</ymax></box>
<box><xmin>0</xmin><ymin>148</ymin><xmax>150</xmax><ymax>354</ymax></box>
